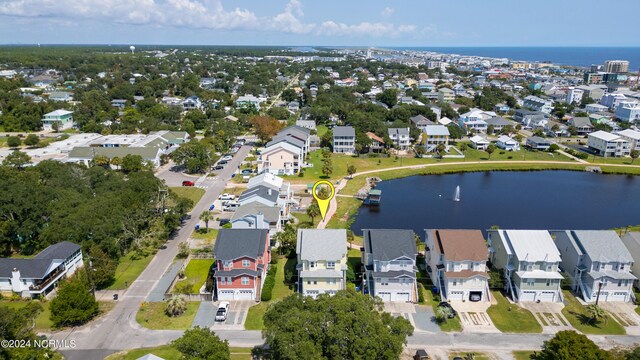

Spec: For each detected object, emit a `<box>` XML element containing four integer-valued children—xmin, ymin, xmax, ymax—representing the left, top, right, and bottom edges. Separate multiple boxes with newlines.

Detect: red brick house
<box><xmin>213</xmin><ymin>229</ymin><xmax>271</xmax><ymax>301</ymax></box>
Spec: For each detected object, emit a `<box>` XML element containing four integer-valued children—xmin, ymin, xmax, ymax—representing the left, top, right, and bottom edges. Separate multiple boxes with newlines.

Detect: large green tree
<box><xmin>533</xmin><ymin>330</ymin><xmax>612</xmax><ymax>360</ymax></box>
<box><xmin>172</xmin><ymin>326</ymin><xmax>230</xmax><ymax>360</ymax></box>
<box><xmin>0</xmin><ymin>302</ymin><xmax>57</xmax><ymax>359</ymax></box>
<box><xmin>263</xmin><ymin>290</ymin><xmax>413</xmax><ymax>360</ymax></box>
<box><xmin>50</xmin><ymin>272</ymin><xmax>99</xmax><ymax>327</ymax></box>
<box><xmin>172</xmin><ymin>140</ymin><xmax>216</xmax><ymax>174</ymax></box>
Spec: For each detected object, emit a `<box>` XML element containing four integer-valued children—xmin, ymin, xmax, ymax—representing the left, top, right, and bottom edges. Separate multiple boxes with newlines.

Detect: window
<box><xmin>547</xmin><ymin>264</ymin><xmax>553</xmax><ymax>271</ymax></box>
<box><xmin>310</xmin><ymin>262</ymin><xmax>315</xmax><ymax>268</ymax></box>
<box><xmin>527</xmin><ymin>264</ymin><xmax>533</xmax><ymax>271</ymax></box>
<box><xmin>618</xmin><ymin>280</ymin><xmax>622</xmax><ymax>287</ymax></box>
<box><xmin>600</xmin><ymin>263</ymin><xmax>606</xmax><ymax>271</ymax></box>
<box><xmin>307</xmin><ymin>281</ymin><xmax>311</xmax><ymax>285</ymax></box>
<box><xmin>242</xmin><ymin>260</ymin><xmax>251</xmax><ymax>268</ymax></box>
<box><xmin>224</xmin><ymin>260</ymin><xmax>233</xmax><ymax>268</ymax></box>
<box><xmin>546</xmin><ymin>279</ymin><xmax>551</xmax><ymax>286</ymax></box>
<box><xmin>326</xmin><ymin>278</ymin><xmax>330</xmax><ymax>284</ymax></box>
<box><xmin>453</xmin><ymin>280</ymin><xmax>457</xmax><ymax>286</ymax></box>
<box><xmin>226</xmin><ymin>277</ymin><xmax>232</xmax><ymax>283</ymax></box>
<box><xmin>241</xmin><ymin>277</ymin><xmax>249</xmax><ymax>285</ymax></box>
<box><xmin>620</xmin><ymin>264</ymin><xmax>625</xmax><ymax>271</ymax></box>
<box><xmin>219</xmin><ymin>277</ymin><xmax>225</xmax><ymax>285</ymax></box>
<box><xmin>327</xmin><ymin>261</ymin><xmax>335</xmax><ymax>269</ymax></box>
<box><xmin>527</xmin><ymin>279</ymin><xmax>535</xmax><ymax>286</ymax></box>
<box><xmin>313</xmin><ymin>281</ymin><xmax>317</xmax><ymax>285</ymax></box>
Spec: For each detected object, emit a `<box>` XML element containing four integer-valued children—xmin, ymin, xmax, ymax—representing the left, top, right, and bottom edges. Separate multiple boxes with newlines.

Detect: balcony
<box><xmin>29</xmin><ymin>266</ymin><xmax>64</xmax><ymax>292</ymax></box>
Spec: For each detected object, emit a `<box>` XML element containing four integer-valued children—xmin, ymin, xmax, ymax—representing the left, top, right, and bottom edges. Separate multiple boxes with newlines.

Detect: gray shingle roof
<box><xmin>363</xmin><ymin>229</ymin><xmax>417</xmax><ymax>261</ymax></box>
<box><xmin>333</xmin><ymin>126</ymin><xmax>355</xmax><ymax>137</ymax></box>
<box><xmin>238</xmin><ymin>185</ymin><xmax>279</xmax><ymax>205</ymax></box>
<box><xmin>0</xmin><ymin>241</ymin><xmax>80</xmax><ymax>279</ymax></box>
<box><xmin>231</xmin><ymin>202</ymin><xmax>280</xmax><ymax>223</ymax></box>
<box><xmin>296</xmin><ymin>229</ymin><xmax>347</xmax><ymax>262</ymax></box>
<box><xmin>388</xmin><ymin>128</ymin><xmax>410</xmax><ymax>137</ymax></box>
<box><xmin>571</xmin><ymin>230</ymin><xmax>633</xmax><ymax>263</ymax></box>
<box><xmin>485</xmin><ymin>116</ymin><xmax>512</xmax><ymax>126</ymax></box>
<box><xmin>213</xmin><ymin>229</ymin><xmax>268</xmax><ymax>261</ymax></box>
<box><xmin>266</xmin><ymin>135</ymin><xmax>305</xmax><ymax>149</ymax></box>
<box><xmin>410</xmin><ymin>115</ymin><xmax>435</xmax><ymax>126</ymax></box>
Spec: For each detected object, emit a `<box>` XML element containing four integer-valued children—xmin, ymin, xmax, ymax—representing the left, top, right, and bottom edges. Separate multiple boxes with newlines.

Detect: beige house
<box><xmin>257</xmin><ymin>142</ymin><xmax>302</xmax><ymax>175</ymax></box>
<box><xmin>296</xmin><ymin>229</ymin><xmax>348</xmax><ymax>298</ymax></box>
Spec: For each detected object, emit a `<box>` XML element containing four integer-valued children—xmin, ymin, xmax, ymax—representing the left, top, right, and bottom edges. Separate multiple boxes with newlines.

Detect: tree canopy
<box><xmin>262</xmin><ymin>289</ymin><xmax>413</xmax><ymax>360</ymax></box>
<box><xmin>533</xmin><ymin>330</ymin><xmax>612</xmax><ymax>360</ymax></box>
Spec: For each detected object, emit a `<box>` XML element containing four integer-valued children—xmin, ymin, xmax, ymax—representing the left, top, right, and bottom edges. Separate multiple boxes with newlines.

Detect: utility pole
<box><xmin>86</xmin><ymin>256</ymin><xmax>96</xmax><ymax>298</ymax></box>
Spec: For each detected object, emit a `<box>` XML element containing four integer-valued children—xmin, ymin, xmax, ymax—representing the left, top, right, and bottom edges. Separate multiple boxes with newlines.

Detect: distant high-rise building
<box><xmin>604</xmin><ymin>60</ymin><xmax>629</xmax><ymax>73</ymax></box>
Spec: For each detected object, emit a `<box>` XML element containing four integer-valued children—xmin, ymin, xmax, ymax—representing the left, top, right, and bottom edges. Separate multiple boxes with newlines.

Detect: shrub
<box><xmin>417</xmin><ymin>283</ymin><xmax>425</xmax><ymax>303</ymax></box>
<box><xmin>261</xmin><ymin>266</ymin><xmax>278</xmax><ymax>301</ymax></box>
<box><xmin>165</xmin><ymin>295</ymin><xmax>187</xmax><ymax>316</ymax></box>
<box><xmin>174</xmin><ymin>281</ymin><xmax>193</xmax><ymax>295</ymax></box>
<box><xmin>177</xmin><ymin>242</ymin><xmax>190</xmax><ymax>258</ymax></box>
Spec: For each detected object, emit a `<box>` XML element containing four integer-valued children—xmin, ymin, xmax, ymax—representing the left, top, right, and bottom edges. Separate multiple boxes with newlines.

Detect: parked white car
<box><xmin>222</xmin><ymin>201</ymin><xmax>240</xmax><ymax>212</ymax></box>
<box><xmin>220</xmin><ymin>194</ymin><xmax>236</xmax><ymax>201</ymax></box>
<box><xmin>221</xmin><ymin>155</ymin><xmax>233</xmax><ymax>161</ymax></box>
<box><xmin>215</xmin><ymin>301</ymin><xmax>230</xmax><ymax>321</ymax></box>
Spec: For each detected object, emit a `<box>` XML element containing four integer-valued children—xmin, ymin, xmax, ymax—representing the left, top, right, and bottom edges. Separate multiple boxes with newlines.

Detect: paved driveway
<box><xmin>209</xmin><ymin>300</ymin><xmax>254</xmax><ymax>329</ymax></box>
<box><xmin>600</xmin><ymin>302</ymin><xmax>640</xmax><ymax>335</ymax></box>
<box><xmin>411</xmin><ymin>305</ymin><xmax>441</xmax><ymax>333</ymax></box>
<box><xmin>449</xmin><ymin>300</ymin><xmax>500</xmax><ymax>333</ymax></box>
<box><xmin>520</xmin><ymin>301</ymin><xmax>572</xmax><ymax>334</ymax></box>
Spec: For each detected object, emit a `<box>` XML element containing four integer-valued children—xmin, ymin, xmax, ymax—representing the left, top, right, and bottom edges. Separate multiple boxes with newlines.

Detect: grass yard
<box><xmin>105</xmin><ymin>345</ymin><xmax>252</xmax><ymax>360</ymax></box>
<box><xmin>107</xmin><ymin>251</ymin><xmax>155</xmax><ymax>290</ymax></box>
<box><xmin>190</xmin><ymin>228</ymin><xmax>218</xmax><ymax>244</ymax></box>
<box><xmin>245</xmin><ymin>258</ymin><xmax>293</xmax><ymax>330</ymax></box>
<box><xmin>460</xmin><ymin>146</ymin><xmax>572</xmax><ymax>162</ymax></box>
<box><xmin>169</xmin><ymin>187</ymin><xmax>205</xmax><ymax>210</ymax></box>
<box><xmin>0</xmin><ymin>300</ymin><xmax>52</xmax><ymax>331</ymax></box>
<box><xmin>422</xmin><ymin>290</ymin><xmax>463</xmax><ymax>332</ymax></box>
<box><xmin>136</xmin><ymin>301</ymin><xmax>199</xmax><ymax>330</ymax></box>
<box><xmin>326</xmin><ymin>196</ymin><xmax>362</xmax><ymax>229</ymax></box>
<box><xmin>449</xmin><ymin>352</ymin><xmax>492</xmax><ymax>360</ymax></box>
<box><xmin>486</xmin><ymin>291</ymin><xmax>542</xmax><ymax>333</ymax></box>
<box><xmin>316</xmin><ymin>124</ymin><xmax>328</xmax><ymax>138</ymax></box>
<box><xmin>513</xmin><ymin>351</ymin><xmax>536</xmax><ymax>360</ymax></box>
<box><xmin>174</xmin><ymin>259</ymin><xmax>214</xmax><ymax>294</ymax></box>
<box><xmin>291</xmin><ymin>211</ymin><xmax>317</xmax><ymax>228</ymax></box>
<box><xmin>560</xmin><ymin>290</ymin><xmax>625</xmax><ymax>335</ymax></box>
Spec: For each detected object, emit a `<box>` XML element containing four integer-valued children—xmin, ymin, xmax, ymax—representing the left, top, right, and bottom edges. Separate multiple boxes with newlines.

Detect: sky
<box><xmin>1</xmin><ymin>0</ymin><xmax>639</xmax><ymax>47</ymax></box>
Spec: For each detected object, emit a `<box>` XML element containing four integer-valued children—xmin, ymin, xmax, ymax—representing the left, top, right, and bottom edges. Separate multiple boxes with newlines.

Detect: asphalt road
<box><xmin>52</xmin><ymin>143</ymin><xmax>254</xmax><ymax>360</ymax></box>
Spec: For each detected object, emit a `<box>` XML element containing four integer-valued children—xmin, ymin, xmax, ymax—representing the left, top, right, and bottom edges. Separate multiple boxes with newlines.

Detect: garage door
<box><xmin>237</xmin><ymin>290</ymin><xmax>254</xmax><ymax>300</ymax></box>
<box><xmin>520</xmin><ymin>291</ymin><xmax>536</xmax><ymax>302</ymax></box>
<box><xmin>448</xmin><ymin>291</ymin><xmax>464</xmax><ymax>301</ymax></box>
<box><xmin>377</xmin><ymin>292</ymin><xmax>391</xmax><ymax>302</ymax></box>
<box><xmin>609</xmin><ymin>292</ymin><xmax>627</xmax><ymax>302</ymax></box>
<box><xmin>218</xmin><ymin>290</ymin><xmax>234</xmax><ymax>300</ymax></box>
<box><xmin>394</xmin><ymin>292</ymin><xmax>411</xmax><ymax>302</ymax></box>
<box><xmin>537</xmin><ymin>291</ymin><xmax>556</xmax><ymax>302</ymax></box>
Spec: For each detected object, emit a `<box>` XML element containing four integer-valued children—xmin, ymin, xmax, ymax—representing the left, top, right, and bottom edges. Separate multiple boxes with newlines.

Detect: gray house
<box><xmin>621</xmin><ymin>232</ymin><xmax>640</xmax><ymax>290</ymax></box>
<box><xmin>487</xmin><ymin>230</ymin><xmax>563</xmax><ymax>303</ymax></box>
<box><xmin>552</xmin><ymin>230</ymin><xmax>636</xmax><ymax>302</ymax></box>
<box><xmin>526</xmin><ymin>136</ymin><xmax>551</xmax><ymax>151</ymax></box>
<box><xmin>362</xmin><ymin>229</ymin><xmax>418</xmax><ymax>302</ymax></box>
<box><xmin>332</xmin><ymin>126</ymin><xmax>356</xmax><ymax>154</ymax></box>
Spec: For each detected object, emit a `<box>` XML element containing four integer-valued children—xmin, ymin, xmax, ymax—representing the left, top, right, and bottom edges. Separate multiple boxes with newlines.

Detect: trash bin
<box><xmin>113</xmin><ymin>294</ymin><xmax>119</xmax><ymax>301</ymax></box>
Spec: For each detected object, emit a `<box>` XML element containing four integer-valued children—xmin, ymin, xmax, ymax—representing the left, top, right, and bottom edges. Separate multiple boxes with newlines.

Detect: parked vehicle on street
<box><xmin>182</xmin><ymin>180</ymin><xmax>195</xmax><ymax>186</ymax></box>
<box><xmin>222</xmin><ymin>155</ymin><xmax>233</xmax><ymax>161</ymax></box>
<box><xmin>213</xmin><ymin>165</ymin><xmax>224</xmax><ymax>170</ymax></box>
<box><xmin>222</xmin><ymin>201</ymin><xmax>240</xmax><ymax>212</ymax></box>
<box><xmin>220</xmin><ymin>194</ymin><xmax>235</xmax><ymax>201</ymax></box>
<box><xmin>215</xmin><ymin>301</ymin><xmax>230</xmax><ymax>321</ymax></box>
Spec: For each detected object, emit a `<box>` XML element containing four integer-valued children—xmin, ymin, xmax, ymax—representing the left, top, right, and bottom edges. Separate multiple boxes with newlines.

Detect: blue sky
<box><xmin>1</xmin><ymin>0</ymin><xmax>639</xmax><ymax>46</ymax></box>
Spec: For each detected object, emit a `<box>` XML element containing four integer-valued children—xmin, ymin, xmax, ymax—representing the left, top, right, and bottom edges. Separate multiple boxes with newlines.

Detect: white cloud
<box><xmin>380</xmin><ymin>7</ymin><xmax>394</xmax><ymax>17</ymax></box>
<box><xmin>0</xmin><ymin>0</ymin><xmax>428</xmax><ymax>39</ymax></box>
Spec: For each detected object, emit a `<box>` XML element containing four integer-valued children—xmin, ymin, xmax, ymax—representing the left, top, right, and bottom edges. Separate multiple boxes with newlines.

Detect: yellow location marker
<box><xmin>312</xmin><ymin>180</ymin><xmax>335</xmax><ymax>221</ymax></box>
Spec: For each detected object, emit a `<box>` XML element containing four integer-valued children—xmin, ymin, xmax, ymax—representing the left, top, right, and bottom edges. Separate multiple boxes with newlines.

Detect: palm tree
<box><xmin>110</xmin><ymin>156</ymin><xmax>121</xmax><ymax>170</ymax></box>
<box><xmin>435</xmin><ymin>306</ymin><xmax>452</xmax><ymax>323</ymax></box>
<box><xmin>199</xmin><ymin>210</ymin><xmax>214</xmax><ymax>231</ymax></box>
<box><xmin>165</xmin><ymin>295</ymin><xmax>186</xmax><ymax>317</ymax></box>
<box><xmin>306</xmin><ymin>202</ymin><xmax>321</xmax><ymax>225</ymax></box>
<box><xmin>586</xmin><ymin>304</ymin><xmax>607</xmax><ymax>325</ymax></box>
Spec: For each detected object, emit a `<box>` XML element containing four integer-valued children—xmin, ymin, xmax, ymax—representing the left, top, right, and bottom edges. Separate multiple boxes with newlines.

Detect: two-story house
<box><xmin>257</xmin><ymin>140</ymin><xmax>303</xmax><ymax>175</ymax></box>
<box><xmin>588</xmin><ymin>131</ymin><xmax>630</xmax><ymax>157</ymax></box>
<box><xmin>423</xmin><ymin>125</ymin><xmax>450</xmax><ymax>153</ymax></box>
<box><xmin>388</xmin><ymin>128</ymin><xmax>411</xmax><ymax>150</ymax></box>
<box><xmin>362</xmin><ymin>229</ymin><xmax>418</xmax><ymax>302</ymax></box>
<box><xmin>0</xmin><ymin>241</ymin><xmax>83</xmax><ymax>298</ymax></box>
<box><xmin>552</xmin><ymin>230</ymin><xmax>636</xmax><ymax>303</ymax></box>
<box><xmin>487</xmin><ymin>230</ymin><xmax>563</xmax><ymax>303</ymax></box>
<box><xmin>366</xmin><ymin>132</ymin><xmax>385</xmax><ymax>152</ymax></box>
<box><xmin>296</xmin><ymin>229</ymin><xmax>348</xmax><ymax>298</ymax></box>
<box><xmin>332</xmin><ymin>126</ymin><xmax>356</xmax><ymax>154</ymax></box>
<box><xmin>410</xmin><ymin>115</ymin><xmax>435</xmax><ymax>133</ymax></box>
<box><xmin>425</xmin><ymin>229</ymin><xmax>490</xmax><ymax>302</ymax></box>
<box><xmin>213</xmin><ymin>229</ymin><xmax>270</xmax><ymax>301</ymax></box>
<box><xmin>41</xmin><ymin>109</ymin><xmax>74</xmax><ymax>131</ymax></box>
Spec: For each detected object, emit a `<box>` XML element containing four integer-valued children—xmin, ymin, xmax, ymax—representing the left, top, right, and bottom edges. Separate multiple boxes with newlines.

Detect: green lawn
<box><xmin>245</xmin><ymin>258</ymin><xmax>293</xmax><ymax>330</ymax></box>
<box><xmin>326</xmin><ymin>196</ymin><xmax>362</xmax><ymax>229</ymax></box>
<box><xmin>191</xmin><ymin>228</ymin><xmax>219</xmax><ymax>245</ymax></box>
<box><xmin>486</xmin><ymin>291</ymin><xmax>542</xmax><ymax>333</ymax></box>
<box><xmin>105</xmin><ymin>345</ymin><xmax>252</xmax><ymax>360</ymax></box>
<box><xmin>291</xmin><ymin>211</ymin><xmax>317</xmax><ymax>228</ymax></box>
<box><xmin>174</xmin><ymin>259</ymin><xmax>214</xmax><ymax>294</ymax></box>
<box><xmin>107</xmin><ymin>251</ymin><xmax>155</xmax><ymax>290</ymax></box>
<box><xmin>460</xmin><ymin>146</ymin><xmax>572</xmax><ymax>162</ymax></box>
<box><xmin>136</xmin><ymin>301</ymin><xmax>199</xmax><ymax>330</ymax></box>
<box><xmin>560</xmin><ymin>290</ymin><xmax>625</xmax><ymax>335</ymax></box>
<box><xmin>0</xmin><ymin>301</ymin><xmax>52</xmax><ymax>331</ymax></box>
<box><xmin>449</xmin><ymin>352</ymin><xmax>492</xmax><ymax>360</ymax></box>
<box><xmin>513</xmin><ymin>350</ymin><xmax>536</xmax><ymax>360</ymax></box>
<box><xmin>316</xmin><ymin>125</ymin><xmax>328</xmax><ymax>138</ymax></box>
<box><xmin>169</xmin><ymin>187</ymin><xmax>205</xmax><ymax>210</ymax></box>
<box><xmin>421</xmin><ymin>290</ymin><xmax>462</xmax><ymax>332</ymax></box>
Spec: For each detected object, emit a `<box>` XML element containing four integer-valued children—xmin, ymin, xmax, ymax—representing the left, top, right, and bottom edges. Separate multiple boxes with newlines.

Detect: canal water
<box><xmin>350</xmin><ymin>171</ymin><xmax>640</xmax><ymax>236</ymax></box>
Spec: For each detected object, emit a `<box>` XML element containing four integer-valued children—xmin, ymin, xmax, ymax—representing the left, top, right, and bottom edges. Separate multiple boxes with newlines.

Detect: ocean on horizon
<box><xmin>390</xmin><ymin>46</ymin><xmax>640</xmax><ymax>70</ymax></box>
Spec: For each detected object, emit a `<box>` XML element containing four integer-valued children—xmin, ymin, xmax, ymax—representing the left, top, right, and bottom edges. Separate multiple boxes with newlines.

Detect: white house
<box><xmin>425</xmin><ymin>229</ymin><xmax>490</xmax><ymax>302</ymax></box>
<box><xmin>0</xmin><ymin>241</ymin><xmax>83</xmax><ymax>298</ymax></box>
<box><xmin>495</xmin><ymin>135</ymin><xmax>520</xmax><ymax>151</ymax></box>
<box><xmin>552</xmin><ymin>230</ymin><xmax>636</xmax><ymax>303</ymax></box>
<box><xmin>42</xmin><ymin>109</ymin><xmax>74</xmax><ymax>131</ymax></box>
<box><xmin>469</xmin><ymin>135</ymin><xmax>490</xmax><ymax>150</ymax></box>
<box><xmin>565</xmin><ymin>88</ymin><xmax>584</xmax><ymax>105</ymax></box>
<box><xmin>615</xmin><ymin>102</ymin><xmax>640</xmax><ymax>123</ymax></box>
<box><xmin>388</xmin><ymin>128</ymin><xmax>411</xmax><ymax>150</ymax></box>
<box><xmin>588</xmin><ymin>131</ymin><xmax>630</xmax><ymax>157</ymax></box>
<box><xmin>615</xmin><ymin>129</ymin><xmax>640</xmax><ymax>152</ymax></box>
<box><xmin>332</xmin><ymin>126</ymin><xmax>356</xmax><ymax>154</ymax></box>
<box><xmin>363</xmin><ymin>229</ymin><xmax>418</xmax><ymax>302</ymax></box>
<box><xmin>487</xmin><ymin>230</ymin><xmax>563</xmax><ymax>303</ymax></box>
